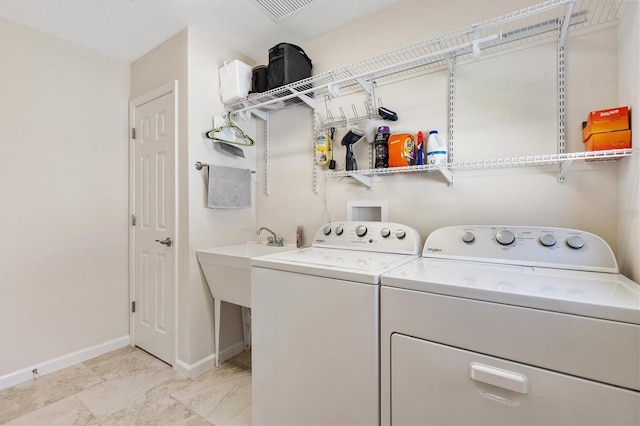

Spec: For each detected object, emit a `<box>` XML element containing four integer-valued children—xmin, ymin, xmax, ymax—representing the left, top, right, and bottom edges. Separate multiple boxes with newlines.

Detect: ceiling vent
<box><xmin>252</xmin><ymin>0</ymin><xmax>314</xmax><ymax>21</ymax></box>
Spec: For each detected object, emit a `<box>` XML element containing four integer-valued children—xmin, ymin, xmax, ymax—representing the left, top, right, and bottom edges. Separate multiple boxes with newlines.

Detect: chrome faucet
<box><xmin>257</xmin><ymin>226</ymin><xmax>284</xmax><ymax>246</ymax></box>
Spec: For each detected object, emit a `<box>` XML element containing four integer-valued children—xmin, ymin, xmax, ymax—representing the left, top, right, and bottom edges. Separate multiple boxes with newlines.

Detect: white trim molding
<box><xmin>175</xmin><ymin>340</ymin><xmax>246</xmax><ymax>378</ymax></box>
<box><xmin>0</xmin><ymin>336</ymin><xmax>130</xmax><ymax>391</ymax></box>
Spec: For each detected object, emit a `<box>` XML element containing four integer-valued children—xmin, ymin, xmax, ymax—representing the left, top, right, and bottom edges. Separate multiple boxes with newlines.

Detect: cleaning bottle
<box><xmin>416</xmin><ymin>131</ymin><xmax>424</xmax><ymax>165</ymax></box>
<box><xmin>426</xmin><ymin>130</ymin><xmax>447</xmax><ymax>166</ymax></box>
<box><xmin>374</xmin><ymin>126</ymin><xmax>390</xmax><ymax>168</ymax></box>
<box><xmin>296</xmin><ymin>226</ymin><xmax>304</xmax><ymax>248</ymax></box>
<box><xmin>315</xmin><ymin>132</ymin><xmax>330</xmax><ymax>166</ymax></box>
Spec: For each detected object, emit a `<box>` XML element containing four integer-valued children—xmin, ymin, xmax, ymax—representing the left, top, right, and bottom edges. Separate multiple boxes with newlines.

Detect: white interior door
<box><xmin>131</xmin><ymin>85</ymin><xmax>176</xmax><ymax>365</ymax></box>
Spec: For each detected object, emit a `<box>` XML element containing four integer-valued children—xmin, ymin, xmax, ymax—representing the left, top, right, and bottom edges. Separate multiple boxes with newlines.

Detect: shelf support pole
<box><xmin>313</xmin><ymin>108</ymin><xmax>319</xmax><ymax>194</ymax></box>
<box><xmin>264</xmin><ymin>112</ymin><xmax>271</xmax><ymax>195</ymax></box>
<box><xmin>557</xmin><ymin>7</ymin><xmax>571</xmax><ymax>183</ymax></box>
<box><xmin>447</xmin><ymin>54</ymin><xmax>456</xmax><ymax>186</ymax></box>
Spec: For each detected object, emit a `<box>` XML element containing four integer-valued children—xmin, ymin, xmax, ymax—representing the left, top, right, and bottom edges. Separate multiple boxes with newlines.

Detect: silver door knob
<box><xmin>155</xmin><ymin>237</ymin><xmax>172</xmax><ymax>247</ymax></box>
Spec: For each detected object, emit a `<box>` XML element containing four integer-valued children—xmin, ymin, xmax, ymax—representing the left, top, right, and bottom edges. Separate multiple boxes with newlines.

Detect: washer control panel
<box><xmin>314</xmin><ymin>221</ymin><xmax>421</xmax><ymax>255</ymax></box>
<box><xmin>423</xmin><ymin>225</ymin><xmax>618</xmax><ymax>273</ymax></box>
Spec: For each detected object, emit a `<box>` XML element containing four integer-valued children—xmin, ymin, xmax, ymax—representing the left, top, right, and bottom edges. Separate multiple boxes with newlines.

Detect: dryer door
<box><xmin>390</xmin><ymin>334</ymin><xmax>639</xmax><ymax>425</ymax></box>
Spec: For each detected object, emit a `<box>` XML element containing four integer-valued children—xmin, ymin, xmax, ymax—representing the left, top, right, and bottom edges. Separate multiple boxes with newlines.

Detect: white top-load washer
<box><xmin>380</xmin><ymin>225</ymin><xmax>640</xmax><ymax>426</ymax></box>
<box><xmin>250</xmin><ymin>221</ymin><xmax>421</xmax><ymax>426</ymax></box>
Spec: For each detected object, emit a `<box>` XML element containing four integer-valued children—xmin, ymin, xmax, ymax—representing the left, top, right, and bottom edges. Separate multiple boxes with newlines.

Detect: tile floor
<box><xmin>0</xmin><ymin>346</ymin><xmax>252</xmax><ymax>425</ymax></box>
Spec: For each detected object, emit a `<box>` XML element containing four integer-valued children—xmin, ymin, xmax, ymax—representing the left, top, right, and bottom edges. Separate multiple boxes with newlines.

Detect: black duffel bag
<box><xmin>267</xmin><ymin>43</ymin><xmax>312</xmax><ymax>90</ymax></box>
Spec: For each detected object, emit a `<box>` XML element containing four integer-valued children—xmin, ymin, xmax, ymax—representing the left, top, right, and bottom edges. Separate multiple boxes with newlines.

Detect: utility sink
<box><xmin>196</xmin><ymin>242</ymin><xmax>295</xmax><ymax>366</ymax></box>
<box><xmin>197</xmin><ymin>242</ymin><xmax>295</xmax><ymax>307</ymax></box>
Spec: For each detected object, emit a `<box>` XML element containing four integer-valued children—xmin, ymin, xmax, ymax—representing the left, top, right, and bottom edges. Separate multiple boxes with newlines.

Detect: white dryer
<box><xmin>380</xmin><ymin>225</ymin><xmax>640</xmax><ymax>426</ymax></box>
<box><xmin>251</xmin><ymin>221</ymin><xmax>421</xmax><ymax>426</ymax></box>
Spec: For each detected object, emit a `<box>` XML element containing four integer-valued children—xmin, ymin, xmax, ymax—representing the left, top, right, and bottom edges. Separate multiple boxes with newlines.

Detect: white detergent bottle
<box><xmin>426</xmin><ymin>130</ymin><xmax>448</xmax><ymax>166</ymax></box>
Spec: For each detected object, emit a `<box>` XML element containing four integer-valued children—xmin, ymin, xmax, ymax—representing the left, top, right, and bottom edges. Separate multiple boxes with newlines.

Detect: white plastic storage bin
<box><xmin>219</xmin><ymin>60</ymin><xmax>252</xmax><ymax>104</ymax></box>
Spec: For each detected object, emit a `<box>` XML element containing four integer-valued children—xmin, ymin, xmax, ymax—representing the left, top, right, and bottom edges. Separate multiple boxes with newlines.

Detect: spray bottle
<box><xmin>416</xmin><ymin>131</ymin><xmax>424</xmax><ymax>165</ymax></box>
<box><xmin>426</xmin><ymin>130</ymin><xmax>447</xmax><ymax>166</ymax></box>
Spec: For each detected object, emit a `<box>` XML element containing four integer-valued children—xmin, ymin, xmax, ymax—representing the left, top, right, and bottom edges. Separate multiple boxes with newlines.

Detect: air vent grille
<box><xmin>253</xmin><ymin>0</ymin><xmax>314</xmax><ymax>21</ymax></box>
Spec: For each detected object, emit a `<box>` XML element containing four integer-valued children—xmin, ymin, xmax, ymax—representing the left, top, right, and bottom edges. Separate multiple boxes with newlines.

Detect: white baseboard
<box><xmin>0</xmin><ymin>335</ymin><xmax>131</xmax><ymax>391</ymax></box>
<box><xmin>175</xmin><ymin>340</ymin><xmax>246</xmax><ymax>378</ymax></box>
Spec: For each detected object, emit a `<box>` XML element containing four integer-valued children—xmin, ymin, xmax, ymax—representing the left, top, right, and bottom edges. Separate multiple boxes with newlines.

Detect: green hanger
<box><xmin>205</xmin><ymin>112</ymin><xmax>255</xmax><ymax>146</ymax></box>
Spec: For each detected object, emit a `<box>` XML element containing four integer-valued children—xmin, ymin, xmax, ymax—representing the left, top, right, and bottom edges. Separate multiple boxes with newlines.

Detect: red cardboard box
<box><xmin>582</xmin><ymin>106</ymin><xmax>631</xmax><ymax>151</ymax></box>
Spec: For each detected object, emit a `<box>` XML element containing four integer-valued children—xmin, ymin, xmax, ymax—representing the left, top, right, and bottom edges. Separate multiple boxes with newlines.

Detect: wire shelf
<box><xmin>224</xmin><ymin>0</ymin><xmax>624</xmax><ymax>115</ymax></box>
<box><xmin>322</xmin><ymin>148</ymin><xmax>637</xmax><ymax>187</ymax></box>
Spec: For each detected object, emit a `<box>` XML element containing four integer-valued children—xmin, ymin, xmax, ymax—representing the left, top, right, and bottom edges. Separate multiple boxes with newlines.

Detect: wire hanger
<box><xmin>205</xmin><ymin>112</ymin><xmax>255</xmax><ymax>146</ymax></box>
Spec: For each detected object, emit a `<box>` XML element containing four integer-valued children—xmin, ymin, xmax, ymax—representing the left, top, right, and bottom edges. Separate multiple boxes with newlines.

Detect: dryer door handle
<box><xmin>470</xmin><ymin>363</ymin><xmax>529</xmax><ymax>394</ymax></box>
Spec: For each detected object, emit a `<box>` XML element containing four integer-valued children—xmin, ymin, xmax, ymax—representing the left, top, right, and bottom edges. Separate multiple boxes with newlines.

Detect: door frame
<box><xmin>129</xmin><ymin>80</ymin><xmax>179</xmax><ymax>367</ymax></box>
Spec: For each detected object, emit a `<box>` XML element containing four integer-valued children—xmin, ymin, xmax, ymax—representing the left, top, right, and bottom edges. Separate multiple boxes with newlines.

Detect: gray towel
<box><xmin>207</xmin><ymin>165</ymin><xmax>252</xmax><ymax>209</ymax></box>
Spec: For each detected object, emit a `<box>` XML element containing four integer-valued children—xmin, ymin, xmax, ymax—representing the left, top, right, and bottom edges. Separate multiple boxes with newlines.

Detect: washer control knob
<box><xmin>355</xmin><ymin>225</ymin><xmax>368</xmax><ymax>237</ymax></box>
<box><xmin>539</xmin><ymin>234</ymin><xmax>556</xmax><ymax>247</ymax></box>
<box><xmin>395</xmin><ymin>229</ymin><xmax>406</xmax><ymax>239</ymax></box>
<box><xmin>496</xmin><ymin>229</ymin><xmax>516</xmax><ymax>246</ymax></box>
<box><xmin>335</xmin><ymin>226</ymin><xmax>344</xmax><ymax>236</ymax></box>
<box><xmin>381</xmin><ymin>228</ymin><xmax>391</xmax><ymax>238</ymax></box>
<box><xmin>461</xmin><ymin>232</ymin><xmax>475</xmax><ymax>243</ymax></box>
<box><xmin>323</xmin><ymin>225</ymin><xmax>332</xmax><ymax>236</ymax></box>
<box><xmin>566</xmin><ymin>235</ymin><xmax>585</xmax><ymax>249</ymax></box>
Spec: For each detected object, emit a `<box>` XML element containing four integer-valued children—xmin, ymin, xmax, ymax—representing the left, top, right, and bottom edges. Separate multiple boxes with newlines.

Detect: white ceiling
<box><xmin>0</xmin><ymin>0</ymin><xmax>397</xmax><ymax>63</ymax></box>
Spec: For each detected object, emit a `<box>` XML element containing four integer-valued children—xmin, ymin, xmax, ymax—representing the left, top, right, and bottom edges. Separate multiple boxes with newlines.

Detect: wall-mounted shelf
<box><xmin>223</xmin><ymin>0</ymin><xmax>626</xmax><ymax>193</ymax></box>
<box><xmin>225</xmin><ymin>0</ymin><xmax>621</xmax><ymax>118</ymax></box>
<box><xmin>323</xmin><ymin>148</ymin><xmax>638</xmax><ymax>189</ymax></box>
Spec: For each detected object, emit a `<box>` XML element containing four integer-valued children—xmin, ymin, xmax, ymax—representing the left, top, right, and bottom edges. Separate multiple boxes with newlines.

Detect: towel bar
<box><xmin>195</xmin><ymin>161</ymin><xmax>255</xmax><ymax>173</ymax></box>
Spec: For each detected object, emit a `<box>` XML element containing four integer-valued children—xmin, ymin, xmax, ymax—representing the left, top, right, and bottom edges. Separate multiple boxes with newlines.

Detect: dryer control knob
<box><xmin>496</xmin><ymin>229</ymin><xmax>516</xmax><ymax>246</ymax></box>
<box><xmin>566</xmin><ymin>235</ymin><xmax>585</xmax><ymax>249</ymax></box>
<box><xmin>539</xmin><ymin>234</ymin><xmax>556</xmax><ymax>247</ymax></box>
<box><xmin>323</xmin><ymin>225</ymin><xmax>332</xmax><ymax>236</ymax></box>
<box><xmin>356</xmin><ymin>225</ymin><xmax>368</xmax><ymax>237</ymax></box>
<box><xmin>335</xmin><ymin>226</ymin><xmax>344</xmax><ymax>236</ymax></box>
<box><xmin>395</xmin><ymin>229</ymin><xmax>406</xmax><ymax>239</ymax></box>
<box><xmin>381</xmin><ymin>228</ymin><xmax>391</xmax><ymax>238</ymax></box>
<box><xmin>461</xmin><ymin>232</ymin><xmax>475</xmax><ymax>243</ymax></box>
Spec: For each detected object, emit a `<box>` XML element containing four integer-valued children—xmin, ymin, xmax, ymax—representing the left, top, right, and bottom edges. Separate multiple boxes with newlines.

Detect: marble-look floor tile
<box><xmin>172</xmin><ymin>363</ymin><xmax>252</xmax><ymax>426</ymax></box>
<box><xmin>1</xmin><ymin>347</ymin><xmax>254</xmax><ymax>426</ymax></box>
<box><xmin>0</xmin><ymin>363</ymin><xmax>103</xmax><ymax>424</ymax></box>
<box><xmin>98</xmin><ymin>394</ymin><xmax>211</xmax><ymax>426</ymax></box>
<box><xmin>76</xmin><ymin>366</ymin><xmax>176</xmax><ymax>418</ymax></box>
<box><xmin>5</xmin><ymin>395</ymin><xmax>98</xmax><ymax>425</ymax></box>
<box><xmin>82</xmin><ymin>345</ymin><xmax>170</xmax><ymax>382</ymax></box>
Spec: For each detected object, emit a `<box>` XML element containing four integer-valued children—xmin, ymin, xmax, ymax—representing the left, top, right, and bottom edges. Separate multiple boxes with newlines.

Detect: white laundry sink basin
<box><xmin>197</xmin><ymin>242</ymin><xmax>296</xmax><ymax>307</ymax></box>
<box><xmin>197</xmin><ymin>241</ymin><xmax>296</xmax><ymax>366</ymax></box>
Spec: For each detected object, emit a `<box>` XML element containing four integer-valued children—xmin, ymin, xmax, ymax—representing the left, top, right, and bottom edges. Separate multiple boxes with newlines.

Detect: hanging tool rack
<box><xmin>224</xmin><ymin>0</ymin><xmax>636</xmax><ymax>193</ymax></box>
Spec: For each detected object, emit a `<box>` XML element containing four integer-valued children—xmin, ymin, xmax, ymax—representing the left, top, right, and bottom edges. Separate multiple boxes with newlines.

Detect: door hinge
<box><xmin>131</xmin><ymin>214</ymin><xmax>136</xmax><ymax>226</ymax></box>
<box><xmin>132</xmin><ymin>301</ymin><xmax>136</xmax><ymax>313</ymax></box>
<box><xmin>131</xmin><ymin>127</ymin><xmax>136</xmax><ymax>139</ymax></box>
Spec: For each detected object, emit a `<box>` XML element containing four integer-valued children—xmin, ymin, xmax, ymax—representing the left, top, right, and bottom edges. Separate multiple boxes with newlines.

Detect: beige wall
<box><xmin>0</xmin><ymin>17</ymin><xmax>130</xmax><ymax>376</ymax></box>
<box><xmin>617</xmin><ymin>0</ymin><xmax>640</xmax><ymax>281</ymax></box>
<box><xmin>131</xmin><ymin>28</ymin><xmax>257</xmax><ymax>368</ymax></box>
<box><xmin>186</xmin><ymin>28</ymin><xmax>258</xmax><ymax>364</ymax></box>
<box><xmin>256</xmin><ymin>0</ymin><xmax>634</xmax><ymax>274</ymax></box>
